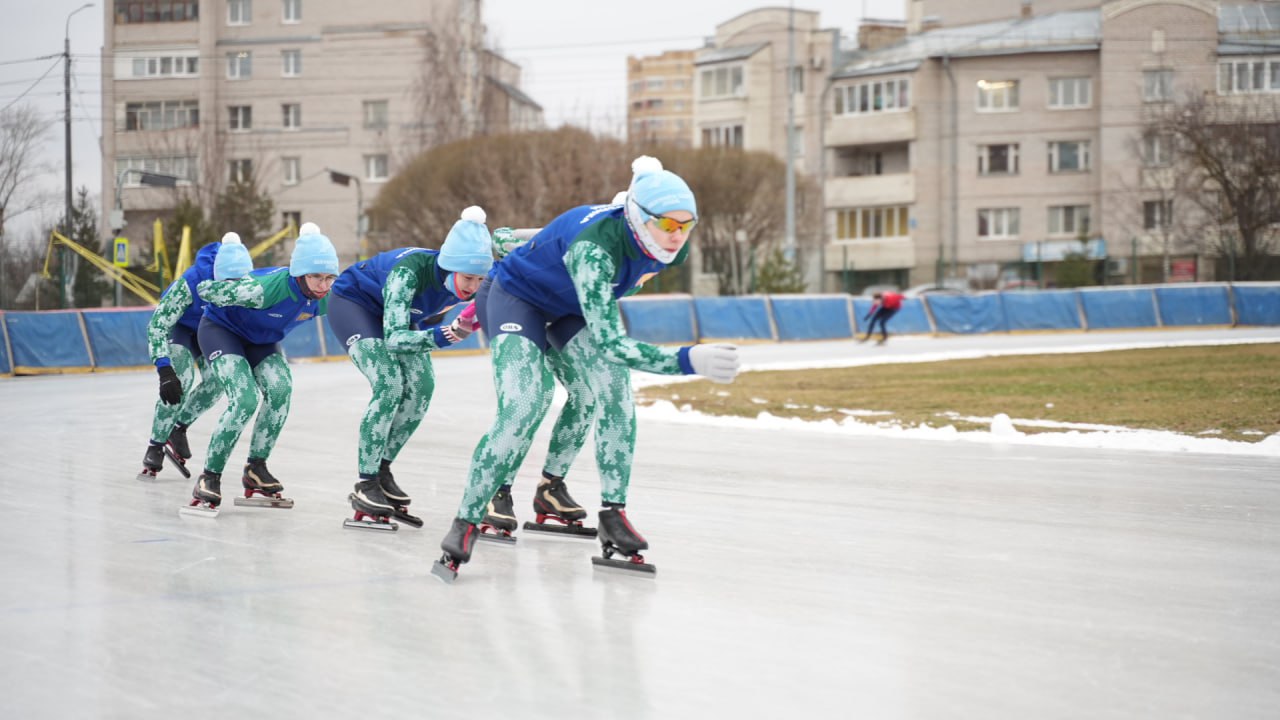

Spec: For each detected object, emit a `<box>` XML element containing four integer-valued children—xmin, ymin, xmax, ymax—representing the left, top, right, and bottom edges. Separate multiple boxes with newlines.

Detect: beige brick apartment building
<box><xmin>102</xmin><ymin>0</ymin><xmax>540</xmax><ymax>264</ymax></box>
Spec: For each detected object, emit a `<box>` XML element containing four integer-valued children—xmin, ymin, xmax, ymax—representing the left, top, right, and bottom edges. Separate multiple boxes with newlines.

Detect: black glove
<box><xmin>157</xmin><ymin>364</ymin><xmax>182</xmax><ymax>405</ymax></box>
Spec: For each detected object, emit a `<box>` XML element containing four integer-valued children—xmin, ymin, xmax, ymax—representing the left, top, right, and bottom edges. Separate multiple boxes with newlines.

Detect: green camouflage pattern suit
<box><xmin>145</xmin><ymin>281</ymin><xmax>223</xmax><ymax>445</ymax></box>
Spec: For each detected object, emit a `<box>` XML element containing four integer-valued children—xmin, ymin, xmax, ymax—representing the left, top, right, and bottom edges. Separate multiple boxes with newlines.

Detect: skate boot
<box><xmin>523</xmin><ymin>473</ymin><xmax>596</xmax><ymax>538</ymax></box>
<box><xmin>167</xmin><ymin>423</ymin><xmax>193</xmax><ymax>459</ymax></box>
<box><xmin>377</xmin><ymin>460</ymin><xmax>421</xmax><ymax>528</ymax></box>
<box><xmin>431</xmin><ymin>516</ymin><xmax>479</xmax><ymax>584</ymax></box>
<box><xmin>478</xmin><ymin>487</ymin><xmax>517</xmax><ymax>544</ymax></box>
<box><xmin>344</xmin><ymin>477</ymin><xmax>398</xmax><ymax>531</ymax></box>
<box><xmin>236</xmin><ymin>458</ymin><xmax>294</xmax><ymax>509</ymax></box>
<box><xmin>137</xmin><ymin>442</ymin><xmax>165</xmax><ymax>480</ymax></box>
<box><xmin>180</xmin><ymin>470</ymin><xmax>222</xmax><ymax>517</ymax></box>
<box><xmin>592</xmin><ymin>506</ymin><xmax>655</xmax><ymax>575</ymax></box>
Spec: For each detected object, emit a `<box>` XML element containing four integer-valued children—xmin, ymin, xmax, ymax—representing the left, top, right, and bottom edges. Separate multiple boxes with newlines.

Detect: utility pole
<box><xmin>62</xmin><ymin>3</ymin><xmax>93</xmax><ymax>308</ymax></box>
<box><xmin>784</xmin><ymin>3</ymin><xmax>797</xmax><ymax>266</ymax></box>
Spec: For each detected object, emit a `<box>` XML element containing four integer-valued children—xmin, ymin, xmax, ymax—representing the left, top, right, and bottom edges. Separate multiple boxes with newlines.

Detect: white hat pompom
<box><xmin>299</xmin><ymin>222</ymin><xmax>320</xmax><ymax>236</ymax></box>
<box><xmin>460</xmin><ymin>205</ymin><xmax>486</xmax><ymax>224</ymax></box>
<box><xmin>611</xmin><ymin>191</ymin><xmax>628</xmax><ymax>205</ymax></box>
<box><xmin>631</xmin><ymin>155</ymin><xmax>663</xmax><ymax>176</ymax></box>
<box><xmin>221</xmin><ymin>232</ymin><xmax>242</xmax><ymax>245</ymax></box>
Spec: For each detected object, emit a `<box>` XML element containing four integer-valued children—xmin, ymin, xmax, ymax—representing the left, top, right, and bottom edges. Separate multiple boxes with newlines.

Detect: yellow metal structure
<box><xmin>249</xmin><ymin>221</ymin><xmax>298</xmax><ymax>260</ymax></box>
<box><xmin>42</xmin><ymin>230</ymin><xmax>160</xmax><ymax>305</ymax></box>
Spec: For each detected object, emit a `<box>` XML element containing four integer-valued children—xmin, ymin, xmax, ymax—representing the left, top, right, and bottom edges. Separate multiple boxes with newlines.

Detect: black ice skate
<box><xmin>167</xmin><ymin>423</ymin><xmax>193</xmax><ymax>459</ymax></box>
<box><xmin>180</xmin><ymin>470</ymin><xmax>222</xmax><ymax>518</ymax></box>
<box><xmin>378</xmin><ymin>461</ymin><xmax>422</xmax><ymax>528</ymax></box>
<box><xmin>591</xmin><ymin>507</ymin><xmax>656</xmax><ymax>576</ymax></box>
<box><xmin>137</xmin><ymin>442</ymin><xmax>166</xmax><ymax>480</ymax></box>
<box><xmin>235</xmin><ymin>458</ymin><xmax>294</xmax><ymax>509</ymax></box>
<box><xmin>478</xmin><ymin>488</ymin><xmax>517</xmax><ymax>544</ymax></box>
<box><xmin>431</xmin><ymin>516</ymin><xmax>479</xmax><ymax>584</ymax></box>
<box><xmin>523</xmin><ymin>475</ymin><xmax>597</xmax><ymax>539</ymax></box>
<box><xmin>344</xmin><ymin>478</ymin><xmax>398</xmax><ymax>531</ymax></box>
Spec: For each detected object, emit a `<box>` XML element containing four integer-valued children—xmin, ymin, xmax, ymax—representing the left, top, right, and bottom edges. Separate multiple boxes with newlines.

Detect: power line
<box><xmin>0</xmin><ymin>58</ymin><xmax>62</xmax><ymax>113</ymax></box>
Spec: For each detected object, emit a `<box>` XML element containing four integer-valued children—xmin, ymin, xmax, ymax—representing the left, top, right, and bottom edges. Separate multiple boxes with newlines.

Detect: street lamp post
<box><xmin>326</xmin><ymin>168</ymin><xmax>364</xmax><ymax>259</ymax></box>
<box><xmin>62</xmin><ymin>2</ymin><xmax>93</xmax><ymax>308</ymax></box>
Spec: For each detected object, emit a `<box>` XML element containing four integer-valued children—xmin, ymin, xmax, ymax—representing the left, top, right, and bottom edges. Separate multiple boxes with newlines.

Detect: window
<box><xmin>1142</xmin><ymin>133</ymin><xmax>1172</xmax><ymax>166</ymax></box>
<box><xmin>646</xmin><ymin>77</ymin><xmax>664</xmax><ymax>91</ymax></box>
<box><xmin>363</xmin><ymin>100</ymin><xmax>389</xmax><ymax>129</ymax></box>
<box><xmin>1143</xmin><ymin>200</ymin><xmax>1173</xmax><ymax>230</ymax></box>
<box><xmin>976</xmin><ymin>80</ymin><xmax>1019</xmax><ymax>112</ymax></box>
<box><xmin>282</xmin><ymin>0</ymin><xmax>301</xmax><ymax>23</ymax></box>
<box><xmin>978</xmin><ymin>144</ymin><xmax>1019</xmax><ymax>175</ymax></box>
<box><xmin>1218</xmin><ymin>58</ymin><xmax>1280</xmax><ymax>94</ymax></box>
<box><xmin>1048</xmin><ymin>205</ymin><xmax>1091</xmax><ymax>236</ymax></box>
<box><xmin>1143</xmin><ymin>70</ymin><xmax>1173</xmax><ymax>102</ymax></box>
<box><xmin>978</xmin><ymin>208</ymin><xmax>1020</xmax><ymax>238</ymax></box>
<box><xmin>833</xmin><ymin>77</ymin><xmax>910</xmax><ymax>115</ymax></box>
<box><xmin>115</xmin><ymin>1</ymin><xmax>200</xmax><ymax>24</ymax></box>
<box><xmin>365</xmin><ymin>154</ymin><xmax>388</xmax><ymax>181</ymax></box>
<box><xmin>228</xmin><ymin>159</ymin><xmax>253</xmax><ymax>183</ymax></box>
<box><xmin>282</xmin><ymin>103</ymin><xmax>301</xmax><ymax>130</ymax></box>
<box><xmin>227</xmin><ymin>52</ymin><xmax>252</xmax><ymax>80</ymax></box>
<box><xmin>1049</xmin><ymin>141</ymin><xmax>1090</xmax><ymax>172</ymax></box>
<box><xmin>701</xmin><ymin>124</ymin><xmax>743</xmax><ymax>148</ymax></box>
<box><xmin>228</xmin><ymin>105</ymin><xmax>252</xmax><ymax>131</ymax></box>
<box><xmin>282</xmin><ymin>50</ymin><xmax>301</xmax><ymax>76</ymax></box>
<box><xmin>699</xmin><ymin>65</ymin><xmax>744</xmax><ymax>99</ymax></box>
<box><xmin>127</xmin><ymin>53</ymin><xmax>199</xmax><ymax>79</ymax></box>
<box><xmin>116</xmin><ymin>155</ymin><xmax>197</xmax><ymax>183</ymax></box>
<box><xmin>124</xmin><ymin>100</ymin><xmax>199</xmax><ymax>131</ymax></box>
<box><xmin>835</xmin><ymin>206</ymin><xmax>910</xmax><ymax>240</ymax></box>
<box><xmin>228</xmin><ymin>0</ymin><xmax>251</xmax><ymax>25</ymax></box>
<box><xmin>1049</xmin><ymin>77</ymin><xmax>1091</xmax><ymax>109</ymax></box>
<box><xmin>282</xmin><ymin>157</ymin><xmax>300</xmax><ymax>185</ymax></box>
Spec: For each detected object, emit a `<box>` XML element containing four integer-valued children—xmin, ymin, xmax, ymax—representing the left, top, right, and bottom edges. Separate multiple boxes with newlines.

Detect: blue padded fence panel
<box><xmin>927</xmin><ymin>294</ymin><xmax>1009</xmax><ymax>334</ymax></box>
<box><xmin>280</xmin><ymin>320</ymin><xmax>323</xmax><ymax>360</ymax></box>
<box><xmin>0</xmin><ymin>314</ymin><xmax>11</xmax><ymax>375</ymax></box>
<box><xmin>1155</xmin><ymin>285</ymin><xmax>1232</xmax><ymax>327</ymax></box>
<box><xmin>1002</xmin><ymin>290</ymin><xmax>1082</xmax><ymax>331</ymax></box>
<box><xmin>692</xmin><ymin>296</ymin><xmax>775</xmax><ymax>340</ymax></box>
<box><xmin>1233</xmin><ymin>284</ymin><xmax>1280</xmax><ymax>325</ymax></box>
<box><xmin>1079</xmin><ymin>288</ymin><xmax>1158</xmax><ymax>329</ymax></box>
<box><xmin>619</xmin><ymin>296</ymin><xmax>697</xmax><ymax>344</ymax></box>
<box><xmin>851</xmin><ymin>297</ymin><xmax>932</xmax><ymax>336</ymax></box>
<box><xmin>771</xmin><ymin>295</ymin><xmax>853</xmax><ymax>340</ymax></box>
<box><xmin>82</xmin><ymin>309</ymin><xmax>153</xmax><ymax>367</ymax></box>
<box><xmin>4</xmin><ymin>311</ymin><xmax>92</xmax><ymax>371</ymax></box>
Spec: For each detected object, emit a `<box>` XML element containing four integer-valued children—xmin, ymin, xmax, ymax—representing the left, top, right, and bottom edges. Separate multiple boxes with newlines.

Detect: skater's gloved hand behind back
<box><xmin>451</xmin><ymin>301</ymin><xmax>478</xmax><ymax>338</ymax></box>
<box><xmin>156</xmin><ymin>360</ymin><xmax>182</xmax><ymax>404</ymax></box>
<box><xmin>687</xmin><ymin>343</ymin><xmax>740</xmax><ymax>384</ymax></box>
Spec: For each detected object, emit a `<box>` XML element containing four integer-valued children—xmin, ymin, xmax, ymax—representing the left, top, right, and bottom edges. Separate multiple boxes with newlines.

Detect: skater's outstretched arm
<box><xmin>146</xmin><ymin>281</ymin><xmax>193</xmax><ymax>364</ymax></box>
<box><xmin>196</xmin><ymin>274</ymin><xmax>269</xmax><ymax>309</ymax></box>
<box><xmin>380</xmin><ymin>266</ymin><xmax>467</xmax><ymax>353</ymax></box>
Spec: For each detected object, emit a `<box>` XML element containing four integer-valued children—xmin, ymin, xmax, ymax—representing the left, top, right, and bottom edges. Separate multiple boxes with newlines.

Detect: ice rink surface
<box><xmin>1</xmin><ymin>328</ymin><xmax>1278</xmax><ymax>719</ymax></box>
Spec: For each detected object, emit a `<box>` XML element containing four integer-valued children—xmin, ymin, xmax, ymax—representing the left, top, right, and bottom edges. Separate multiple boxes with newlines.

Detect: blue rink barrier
<box><xmin>851</xmin><ymin>297</ymin><xmax>932</xmax><ymax>336</ymax></box>
<box><xmin>3</xmin><ymin>283</ymin><xmax>1279</xmax><ymax>375</ymax></box>
<box><xmin>1232</xmin><ymin>283</ymin><xmax>1280</xmax><ymax>325</ymax></box>
<box><xmin>1079</xmin><ymin>288</ymin><xmax>1159</xmax><ymax>329</ymax></box>
<box><xmin>693</xmin><ymin>296</ymin><xmax>776</xmax><ymax>341</ymax></box>
<box><xmin>771</xmin><ymin>295</ymin><xmax>853</xmax><ymax>340</ymax></box>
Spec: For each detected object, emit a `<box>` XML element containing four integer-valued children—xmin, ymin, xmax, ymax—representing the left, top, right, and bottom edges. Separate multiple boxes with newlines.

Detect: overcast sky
<box><xmin>0</xmin><ymin>1</ymin><xmax>905</xmax><ymax>239</ymax></box>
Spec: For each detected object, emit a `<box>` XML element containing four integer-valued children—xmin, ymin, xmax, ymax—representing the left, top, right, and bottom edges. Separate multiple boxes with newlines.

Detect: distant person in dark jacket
<box><xmin>861</xmin><ymin>291</ymin><xmax>903</xmax><ymax>345</ymax></box>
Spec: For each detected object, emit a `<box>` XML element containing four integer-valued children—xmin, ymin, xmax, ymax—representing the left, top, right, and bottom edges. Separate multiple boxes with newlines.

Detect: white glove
<box><xmin>688</xmin><ymin>344</ymin><xmax>740</xmax><ymax>384</ymax></box>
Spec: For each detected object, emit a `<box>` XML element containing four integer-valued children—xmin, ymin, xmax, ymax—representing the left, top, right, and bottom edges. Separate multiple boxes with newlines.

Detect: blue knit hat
<box><xmin>213</xmin><ymin>232</ymin><xmax>253</xmax><ymax>280</ymax></box>
<box><xmin>437</xmin><ymin>206</ymin><xmax>493</xmax><ymax>275</ymax></box>
<box><xmin>629</xmin><ymin>157</ymin><xmax>696</xmax><ymax>221</ymax></box>
<box><xmin>290</xmin><ymin>231</ymin><xmax>339</xmax><ymax>276</ymax></box>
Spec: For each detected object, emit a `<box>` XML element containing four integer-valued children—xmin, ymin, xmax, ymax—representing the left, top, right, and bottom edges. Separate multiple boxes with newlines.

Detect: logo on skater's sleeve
<box><xmin>345</xmin><ymin>334</ymin><xmax>362</xmax><ymax>347</ymax></box>
<box><xmin>209</xmin><ymin>350</ymin><xmax>223</xmax><ymax>361</ymax></box>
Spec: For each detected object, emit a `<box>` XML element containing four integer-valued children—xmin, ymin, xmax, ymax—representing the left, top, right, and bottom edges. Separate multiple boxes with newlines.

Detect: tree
<box><xmin>1146</xmin><ymin>93</ymin><xmax>1280</xmax><ymax>280</ymax></box>
<box><xmin>754</xmin><ymin>248</ymin><xmax>807</xmax><ymax>294</ymax></box>
<box><xmin>407</xmin><ymin>1</ymin><xmax>486</xmax><ymax>155</ymax></box>
<box><xmin>67</xmin><ymin>187</ymin><xmax>111</xmax><ymax>308</ymax></box>
<box><xmin>212</xmin><ymin>178</ymin><xmax>277</xmax><ymax>262</ymax></box>
<box><xmin>0</xmin><ymin>105</ymin><xmax>50</xmax><ymax>309</ymax></box>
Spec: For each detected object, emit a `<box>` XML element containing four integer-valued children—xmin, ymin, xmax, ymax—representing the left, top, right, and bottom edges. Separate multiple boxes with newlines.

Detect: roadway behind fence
<box><xmin>2</xmin><ymin>283</ymin><xmax>1277</xmax><ymax>376</ymax></box>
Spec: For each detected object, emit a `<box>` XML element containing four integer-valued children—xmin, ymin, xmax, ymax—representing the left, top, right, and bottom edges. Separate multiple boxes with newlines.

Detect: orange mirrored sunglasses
<box><xmin>636</xmin><ymin>201</ymin><xmax>697</xmax><ymax>234</ymax></box>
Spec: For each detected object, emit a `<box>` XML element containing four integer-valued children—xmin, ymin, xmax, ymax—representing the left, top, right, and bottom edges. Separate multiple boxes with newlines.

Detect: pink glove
<box><xmin>448</xmin><ymin>302</ymin><xmax>479</xmax><ymax>340</ymax></box>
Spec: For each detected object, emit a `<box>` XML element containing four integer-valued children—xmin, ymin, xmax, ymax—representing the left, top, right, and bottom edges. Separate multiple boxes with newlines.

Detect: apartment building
<box><xmin>821</xmin><ymin>0</ymin><xmax>1279</xmax><ymax>292</ymax></box>
<box><xmin>626</xmin><ymin>50</ymin><xmax>696</xmax><ymax>147</ymax></box>
<box><xmin>103</xmin><ymin>0</ymin><xmax>537</xmax><ymax>264</ymax></box>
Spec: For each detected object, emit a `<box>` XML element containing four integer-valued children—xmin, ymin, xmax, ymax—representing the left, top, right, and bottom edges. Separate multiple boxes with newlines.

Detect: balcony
<box><xmin>823</xmin><ymin>237</ymin><xmax>916</xmax><ymax>271</ymax></box>
<box><xmin>824</xmin><ymin>173</ymin><xmax>915</xmax><ymax>208</ymax></box>
<box><xmin>825</xmin><ymin>109</ymin><xmax>915</xmax><ymax>147</ymax></box>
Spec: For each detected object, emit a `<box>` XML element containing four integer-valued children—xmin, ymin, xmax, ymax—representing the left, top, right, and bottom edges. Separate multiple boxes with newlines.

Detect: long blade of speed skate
<box><xmin>591</xmin><ymin>556</ymin><xmax>657</xmax><ymax>577</ymax></box>
<box><xmin>522</xmin><ymin>521</ymin><xmax>597</xmax><ymax>539</ymax></box>
<box><xmin>233</xmin><ymin>496</ymin><xmax>294</xmax><ymax>509</ymax></box>
<box><xmin>162</xmin><ymin>445</ymin><xmax>191</xmax><ymax>478</ymax></box>
<box><xmin>430</xmin><ymin>559</ymin><xmax>458</xmax><ymax>584</ymax></box>
<box><xmin>391</xmin><ymin>509</ymin><xmax>423</xmax><ymax>528</ymax></box>
<box><xmin>178</xmin><ymin>504</ymin><xmax>219</xmax><ymax>519</ymax></box>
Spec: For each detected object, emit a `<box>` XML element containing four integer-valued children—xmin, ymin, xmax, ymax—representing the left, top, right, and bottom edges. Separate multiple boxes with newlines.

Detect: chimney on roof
<box><xmin>858</xmin><ymin>20</ymin><xmax>907</xmax><ymax>51</ymax></box>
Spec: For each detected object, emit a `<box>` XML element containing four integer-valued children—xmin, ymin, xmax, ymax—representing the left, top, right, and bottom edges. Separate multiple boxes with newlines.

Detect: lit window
<box><xmin>835</xmin><ymin>206</ymin><xmax>911</xmax><ymax>240</ymax></box>
<box><xmin>976</xmin><ymin>80</ymin><xmax>1019</xmax><ymax>112</ymax></box>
